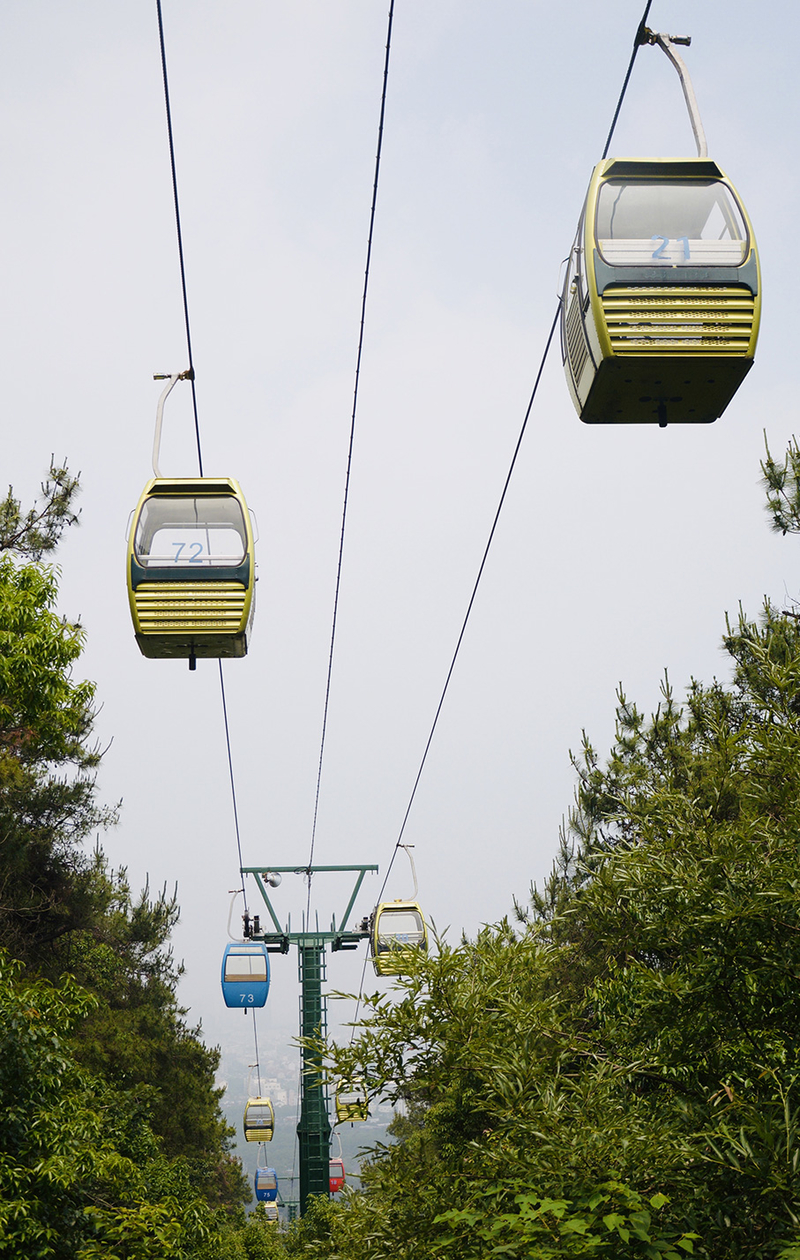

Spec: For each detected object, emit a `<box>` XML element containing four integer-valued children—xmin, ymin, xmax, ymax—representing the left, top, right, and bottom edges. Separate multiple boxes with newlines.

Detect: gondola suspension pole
<box><xmin>151</xmin><ymin>370</ymin><xmax>193</xmax><ymax>477</ymax></box>
<box><xmin>643</xmin><ymin>29</ymin><xmax>708</xmax><ymax>157</ymax></box>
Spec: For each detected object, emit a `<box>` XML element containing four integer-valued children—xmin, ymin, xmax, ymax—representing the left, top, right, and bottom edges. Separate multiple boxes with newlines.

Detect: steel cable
<box><xmin>601</xmin><ymin>0</ymin><xmax>654</xmax><ymax>159</ymax></box>
<box><xmin>354</xmin><ymin>0</ymin><xmax>660</xmax><ymax>1032</ymax></box>
<box><xmin>305</xmin><ymin>0</ymin><xmax>396</xmax><ymax>924</ymax></box>
<box><xmin>154</xmin><ymin>0</ymin><xmax>263</xmax><ymax>1118</ymax></box>
<box><xmin>155</xmin><ymin>0</ymin><xmax>203</xmax><ymax>474</ymax></box>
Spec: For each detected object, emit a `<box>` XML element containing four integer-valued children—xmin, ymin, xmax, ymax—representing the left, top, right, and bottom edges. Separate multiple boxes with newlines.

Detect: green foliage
<box><xmin>436</xmin><ymin>1184</ymin><xmax>699</xmax><ymax>1258</ymax></box>
<box><xmin>66</xmin><ymin>861</ymin><xmax>241</xmax><ymax>1180</ymax></box>
<box><xmin>761</xmin><ymin>434</ymin><xmax>800</xmax><ymax>535</ymax></box>
<box><xmin>0</xmin><ymin>462</ymin><xmax>80</xmax><ymax>559</ymax></box>
<box><xmin>9</xmin><ymin>447</ymin><xmax>800</xmax><ymax>1254</ymax></box>
<box><xmin>208</xmin><ymin>1205</ymin><xmax>288</xmax><ymax>1259</ymax></box>
<box><xmin>0</xmin><ymin>555</ymin><xmax>114</xmax><ymax>967</ymax></box>
<box><xmin>303</xmin><ymin>602</ymin><xmax>800</xmax><ymax>1258</ymax></box>
<box><xmin>0</xmin><ymin>555</ymin><xmax>97</xmax><ymax>765</ymax></box>
<box><xmin>0</xmin><ymin>951</ymin><xmax>225</xmax><ymax>1259</ymax></box>
<box><xmin>0</xmin><ymin>510</ymin><xmax>250</xmax><ymax>1247</ymax></box>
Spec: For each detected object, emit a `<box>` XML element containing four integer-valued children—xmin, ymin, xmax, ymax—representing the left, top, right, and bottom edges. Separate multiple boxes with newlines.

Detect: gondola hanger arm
<box><xmin>151</xmin><ymin>368</ymin><xmax>194</xmax><ymax>478</ymax></box>
<box><xmin>639</xmin><ymin>27</ymin><xmax>708</xmax><ymax>158</ymax></box>
<box><xmin>398</xmin><ymin>843</ymin><xmax>418</xmax><ymax>900</ymax></box>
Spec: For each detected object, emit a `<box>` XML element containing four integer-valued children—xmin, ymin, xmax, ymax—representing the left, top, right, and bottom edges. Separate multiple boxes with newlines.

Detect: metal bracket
<box><xmin>241</xmin><ymin>864</ymin><xmax>378</xmax><ymax>943</ymax></box>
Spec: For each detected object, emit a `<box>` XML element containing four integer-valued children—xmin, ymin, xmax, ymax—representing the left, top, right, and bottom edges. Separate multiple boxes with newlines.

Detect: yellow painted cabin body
<box><xmin>243</xmin><ymin>1097</ymin><xmax>275</xmax><ymax>1143</ymax></box>
<box><xmin>335</xmin><ymin>1081</ymin><xmax>369</xmax><ymax>1123</ymax></box>
<box><xmin>127</xmin><ymin>477</ymin><xmax>255</xmax><ymax>659</ymax></box>
<box><xmin>561</xmin><ymin>158</ymin><xmax>760</xmax><ymax>425</ymax></box>
<box><xmin>371</xmin><ymin>900</ymin><xmax>428</xmax><ymax>976</ymax></box>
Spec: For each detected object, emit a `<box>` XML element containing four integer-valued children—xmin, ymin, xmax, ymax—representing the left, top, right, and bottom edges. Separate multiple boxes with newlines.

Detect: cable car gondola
<box><xmin>220</xmin><ymin>942</ymin><xmax>270</xmax><ymax>1009</ymax></box>
<box><xmin>243</xmin><ymin>1097</ymin><xmax>275</xmax><ymax>1143</ymax></box>
<box><xmin>335</xmin><ymin>1079</ymin><xmax>369</xmax><ymax>1123</ymax></box>
<box><xmin>254</xmin><ymin>1165</ymin><xmax>279</xmax><ymax>1202</ymax></box>
<box><xmin>371</xmin><ymin>900</ymin><xmax>428</xmax><ymax>976</ymax></box>
<box><xmin>128</xmin><ymin>476</ymin><xmax>256</xmax><ymax>663</ymax></box>
<box><xmin>329</xmin><ymin>1158</ymin><xmax>346</xmax><ymax>1194</ymax></box>
<box><xmin>261</xmin><ymin>1202</ymin><xmax>279</xmax><ymax>1224</ymax></box>
<box><xmin>560</xmin><ymin>31</ymin><xmax>760</xmax><ymax>427</ymax></box>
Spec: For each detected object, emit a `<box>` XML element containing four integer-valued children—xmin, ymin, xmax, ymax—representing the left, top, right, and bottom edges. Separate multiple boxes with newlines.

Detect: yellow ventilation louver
<box><xmin>132</xmin><ymin>582</ymin><xmax>248</xmax><ymax>634</ymax></box>
<box><xmin>602</xmin><ymin>286</ymin><xmax>756</xmax><ymax>356</ymax></box>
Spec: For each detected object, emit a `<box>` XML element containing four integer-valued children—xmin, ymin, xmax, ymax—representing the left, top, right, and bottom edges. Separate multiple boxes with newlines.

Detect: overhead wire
<box><xmin>601</xmin><ymin>0</ymin><xmax>654</xmax><ymax>160</ymax></box>
<box><xmin>155</xmin><ymin>0</ymin><xmax>653</xmax><ymax>1187</ymax></box>
<box><xmin>154</xmin><ymin>0</ymin><xmax>261</xmax><ymax>1091</ymax></box>
<box><xmin>155</xmin><ymin>0</ymin><xmax>203</xmax><ymax>475</ymax></box>
<box><xmin>374</xmin><ymin>308</ymin><xmax>559</xmax><ymax>907</ymax></box>
<box><xmin>292</xmin><ymin>0</ymin><xmax>397</xmax><ymax>1185</ymax></box>
<box><xmin>349</xmin><ymin>308</ymin><xmax>559</xmax><ymax>1039</ymax></box>
<box><xmin>218</xmin><ymin>660</ymin><xmax>249</xmax><ymax>916</ymax></box>
<box><xmin>352</xmin><ymin>0</ymin><xmax>657</xmax><ymax>1028</ymax></box>
<box><xmin>251</xmin><ymin>1012</ymin><xmax>263</xmax><ymax>1096</ymax></box>
<box><xmin>304</xmin><ymin>0</ymin><xmax>396</xmax><ymax>922</ymax></box>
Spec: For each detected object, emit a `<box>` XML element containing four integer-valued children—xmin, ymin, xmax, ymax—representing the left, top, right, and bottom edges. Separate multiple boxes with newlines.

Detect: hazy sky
<box><xmin>2</xmin><ymin>0</ymin><xmax>798</xmax><ymax>1174</ymax></box>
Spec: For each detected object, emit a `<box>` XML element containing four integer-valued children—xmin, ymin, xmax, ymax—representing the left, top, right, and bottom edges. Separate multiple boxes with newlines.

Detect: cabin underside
<box><xmin>579</xmin><ymin>353</ymin><xmax>753</xmax><ymax>425</ymax></box>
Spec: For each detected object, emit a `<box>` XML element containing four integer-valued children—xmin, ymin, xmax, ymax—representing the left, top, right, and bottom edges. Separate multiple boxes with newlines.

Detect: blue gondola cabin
<box><xmin>255</xmin><ymin>1166</ymin><xmax>278</xmax><ymax>1202</ymax></box>
<box><xmin>221</xmin><ymin>942</ymin><xmax>270</xmax><ymax>1008</ymax></box>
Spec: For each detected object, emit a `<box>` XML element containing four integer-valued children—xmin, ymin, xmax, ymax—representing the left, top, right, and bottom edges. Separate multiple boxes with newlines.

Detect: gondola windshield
<box><xmin>254</xmin><ymin>1167</ymin><xmax>278</xmax><ymax>1201</ymax></box>
<box><xmin>221</xmin><ymin>942</ymin><xmax>270</xmax><ymax>1008</ymax></box>
<box><xmin>377</xmin><ymin>908</ymin><xmax>424</xmax><ymax>946</ymax></box>
<box><xmin>223</xmin><ymin>948</ymin><xmax>268</xmax><ymax>982</ymax></box>
<box><xmin>595</xmin><ymin>178</ymin><xmax>748</xmax><ymax>267</ymax></box>
<box><xmin>134</xmin><ymin>495</ymin><xmax>247</xmax><ymax>569</ymax></box>
<box><xmin>335</xmin><ymin>1079</ymin><xmax>368</xmax><ymax>1122</ymax></box>
<box><xmin>247</xmin><ymin>1104</ymin><xmax>273</xmax><ymax>1124</ymax></box>
<box><xmin>372</xmin><ymin>900</ymin><xmax>428</xmax><ymax>974</ymax></box>
<box><xmin>337</xmin><ymin>1086</ymin><xmax>364</xmax><ymax>1108</ymax></box>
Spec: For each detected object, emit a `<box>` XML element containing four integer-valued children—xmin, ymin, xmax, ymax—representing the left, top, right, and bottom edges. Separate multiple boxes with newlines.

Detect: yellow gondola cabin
<box><xmin>561</xmin><ymin>157</ymin><xmax>760</xmax><ymax>426</ymax></box>
<box><xmin>335</xmin><ymin>1080</ymin><xmax>369</xmax><ymax>1123</ymax></box>
<box><xmin>127</xmin><ymin>477</ymin><xmax>255</xmax><ymax>664</ymax></box>
<box><xmin>243</xmin><ymin>1096</ymin><xmax>274</xmax><ymax>1143</ymax></box>
<box><xmin>371</xmin><ymin>900</ymin><xmax>428</xmax><ymax>976</ymax></box>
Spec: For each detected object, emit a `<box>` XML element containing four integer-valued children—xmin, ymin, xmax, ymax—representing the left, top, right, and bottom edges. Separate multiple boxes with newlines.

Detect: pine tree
<box><xmin>0</xmin><ymin>466</ymin><xmax>250</xmax><ymax>1238</ymax></box>
<box><xmin>295</xmin><ymin>444</ymin><xmax>800</xmax><ymax>1259</ymax></box>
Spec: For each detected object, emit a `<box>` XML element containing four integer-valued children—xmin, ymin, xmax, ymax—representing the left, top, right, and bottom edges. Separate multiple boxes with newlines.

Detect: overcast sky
<box><xmin>2</xmin><ymin>0</ymin><xmax>798</xmax><ymax>1173</ymax></box>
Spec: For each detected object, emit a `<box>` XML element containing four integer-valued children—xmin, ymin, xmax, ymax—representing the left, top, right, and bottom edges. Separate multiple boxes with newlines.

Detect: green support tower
<box><xmin>297</xmin><ymin>939</ymin><xmax>331</xmax><ymax>1204</ymax></box>
<box><xmin>242</xmin><ymin>864</ymin><xmax>377</xmax><ymax>1217</ymax></box>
